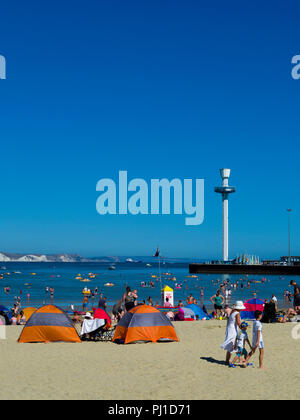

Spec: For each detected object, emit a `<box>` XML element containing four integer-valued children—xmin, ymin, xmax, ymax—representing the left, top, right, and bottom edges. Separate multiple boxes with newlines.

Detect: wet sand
<box><xmin>0</xmin><ymin>321</ymin><xmax>299</xmax><ymax>400</ymax></box>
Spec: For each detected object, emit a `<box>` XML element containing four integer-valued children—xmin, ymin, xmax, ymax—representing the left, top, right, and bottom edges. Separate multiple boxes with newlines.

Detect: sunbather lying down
<box><xmin>282</xmin><ymin>307</ymin><xmax>300</xmax><ymax>323</ymax></box>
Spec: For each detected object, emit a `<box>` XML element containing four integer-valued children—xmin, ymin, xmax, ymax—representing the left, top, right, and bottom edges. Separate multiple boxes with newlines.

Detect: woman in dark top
<box><xmin>122</xmin><ymin>287</ymin><xmax>135</xmax><ymax>312</ymax></box>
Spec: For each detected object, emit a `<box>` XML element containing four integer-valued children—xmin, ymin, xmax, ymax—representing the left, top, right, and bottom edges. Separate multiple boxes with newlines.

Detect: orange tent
<box><xmin>22</xmin><ymin>307</ymin><xmax>37</xmax><ymax>321</ymax></box>
<box><xmin>18</xmin><ymin>304</ymin><xmax>81</xmax><ymax>343</ymax></box>
<box><xmin>113</xmin><ymin>304</ymin><xmax>179</xmax><ymax>344</ymax></box>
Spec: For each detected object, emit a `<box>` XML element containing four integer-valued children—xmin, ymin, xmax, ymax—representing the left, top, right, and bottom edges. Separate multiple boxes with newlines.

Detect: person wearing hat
<box><xmin>221</xmin><ymin>301</ymin><xmax>245</xmax><ymax>365</ymax></box>
<box><xmin>230</xmin><ymin>322</ymin><xmax>252</xmax><ymax>367</ymax></box>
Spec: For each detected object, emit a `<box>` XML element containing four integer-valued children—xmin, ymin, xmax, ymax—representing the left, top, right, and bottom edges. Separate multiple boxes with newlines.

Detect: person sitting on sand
<box><xmin>262</xmin><ymin>299</ymin><xmax>277</xmax><ymax>323</ymax></box>
<box><xmin>19</xmin><ymin>311</ymin><xmax>26</xmax><ymax>325</ymax></box>
<box><xmin>166</xmin><ymin>311</ymin><xmax>175</xmax><ymax>321</ymax></box>
<box><xmin>282</xmin><ymin>280</ymin><xmax>300</xmax><ymax>323</ymax></box>
<box><xmin>174</xmin><ymin>307</ymin><xmax>185</xmax><ymax>321</ymax></box>
<box><xmin>245</xmin><ymin>310</ymin><xmax>265</xmax><ymax>369</ymax></box>
<box><xmin>10</xmin><ymin>313</ymin><xmax>18</xmax><ymax>325</ymax></box>
<box><xmin>221</xmin><ymin>301</ymin><xmax>244</xmax><ymax>365</ymax></box>
<box><xmin>72</xmin><ymin>312</ymin><xmax>82</xmax><ymax>325</ymax></box>
<box><xmin>282</xmin><ymin>306</ymin><xmax>300</xmax><ymax>323</ymax></box>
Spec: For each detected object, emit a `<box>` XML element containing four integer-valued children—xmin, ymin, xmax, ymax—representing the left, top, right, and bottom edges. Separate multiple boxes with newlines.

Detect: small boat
<box><xmin>104</xmin><ymin>282</ymin><xmax>114</xmax><ymax>287</ymax></box>
<box><xmin>108</xmin><ymin>265</ymin><xmax>116</xmax><ymax>271</ymax></box>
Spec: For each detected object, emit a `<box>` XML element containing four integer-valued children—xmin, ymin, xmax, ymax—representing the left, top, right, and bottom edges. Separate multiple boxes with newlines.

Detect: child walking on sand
<box><xmin>229</xmin><ymin>322</ymin><xmax>252</xmax><ymax>368</ymax></box>
<box><xmin>245</xmin><ymin>310</ymin><xmax>265</xmax><ymax>369</ymax></box>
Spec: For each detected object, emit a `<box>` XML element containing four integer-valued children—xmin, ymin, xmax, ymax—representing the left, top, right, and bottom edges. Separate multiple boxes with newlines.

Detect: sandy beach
<box><xmin>0</xmin><ymin>320</ymin><xmax>299</xmax><ymax>400</ymax></box>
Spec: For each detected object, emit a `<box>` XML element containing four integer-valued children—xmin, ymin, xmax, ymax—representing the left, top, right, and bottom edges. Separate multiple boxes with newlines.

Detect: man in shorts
<box><xmin>291</xmin><ymin>280</ymin><xmax>300</xmax><ymax>310</ymax></box>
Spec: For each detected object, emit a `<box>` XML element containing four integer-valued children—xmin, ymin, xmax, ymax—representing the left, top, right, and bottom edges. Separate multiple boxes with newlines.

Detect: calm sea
<box><xmin>0</xmin><ymin>262</ymin><xmax>296</xmax><ymax>312</ymax></box>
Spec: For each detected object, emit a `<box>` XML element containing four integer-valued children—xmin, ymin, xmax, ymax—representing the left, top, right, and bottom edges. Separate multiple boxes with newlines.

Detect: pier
<box><xmin>189</xmin><ymin>263</ymin><xmax>300</xmax><ymax>275</ymax></box>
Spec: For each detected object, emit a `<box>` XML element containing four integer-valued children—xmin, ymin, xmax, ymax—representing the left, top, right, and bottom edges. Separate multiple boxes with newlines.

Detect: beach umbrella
<box><xmin>240</xmin><ymin>298</ymin><xmax>265</xmax><ymax>320</ymax></box>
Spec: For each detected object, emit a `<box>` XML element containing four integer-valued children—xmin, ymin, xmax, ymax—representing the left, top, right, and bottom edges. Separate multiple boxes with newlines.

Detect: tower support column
<box><xmin>215</xmin><ymin>169</ymin><xmax>235</xmax><ymax>262</ymax></box>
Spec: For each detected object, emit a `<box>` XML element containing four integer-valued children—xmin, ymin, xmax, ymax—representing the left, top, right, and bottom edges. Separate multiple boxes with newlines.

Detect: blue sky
<box><xmin>0</xmin><ymin>0</ymin><xmax>299</xmax><ymax>259</ymax></box>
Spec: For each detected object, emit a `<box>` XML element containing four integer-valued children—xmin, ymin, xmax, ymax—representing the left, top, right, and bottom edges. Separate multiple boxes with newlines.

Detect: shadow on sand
<box><xmin>200</xmin><ymin>357</ymin><xmax>228</xmax><ymax>366</ymax></box>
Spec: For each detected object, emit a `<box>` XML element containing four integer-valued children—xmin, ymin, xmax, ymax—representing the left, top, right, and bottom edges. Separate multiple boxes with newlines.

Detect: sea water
<box><xmin>0</xmin><ymin>262</ymin><xmax>296</xmax><ymax>312</ymax></box>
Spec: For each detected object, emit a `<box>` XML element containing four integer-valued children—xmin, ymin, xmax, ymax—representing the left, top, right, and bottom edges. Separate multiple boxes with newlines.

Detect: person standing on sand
<box><xmin>221</xmin><ymin>301</ymin><xmax>245</xmax><ymax>365</ymax></box>
<box><xmin>210</xmin><ymin>290</ymin><xmax>225</xmax><ymax>319</ymax></box>
<box><xmin>290</xmin><ymin>280</ymin><xmax>300</xmax><ymax>310</ymax></box>
<box><xmin>245</xmin><ymin>310</ymin><xmax>265</xmax><ymax>369</ymax></box>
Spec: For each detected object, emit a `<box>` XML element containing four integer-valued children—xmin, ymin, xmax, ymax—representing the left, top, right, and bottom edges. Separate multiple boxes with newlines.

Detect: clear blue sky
<box><xmin>0</xmin><ymin>0</ymin><xmax>299</xmax><ymax>259</ymax></box>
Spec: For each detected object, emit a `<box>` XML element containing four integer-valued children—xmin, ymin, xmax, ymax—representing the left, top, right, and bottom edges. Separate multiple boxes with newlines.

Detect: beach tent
<box><xmin>0</xmin><ymin>305</ymin><xmax>11</xmax><ymax>322</ymax></box>
<box><xmin>186</xmin><ymin>304</ymin><xmax>208</xmax><ymax>320</ymax></box>
<box><xmin>240</xmin><ymin>298</ymin><xmax>265</xmax><ymax>320</ymax></box>
<box><xmin>18</xmin><ymin>304</ymin><xmax>81</xmax><ymax>343</ymax></box>
<box><xmin>181</xmin><ymin>307</ymin><xmax>196</xmax><ymax>321</ymax></box>
<box><xmin>113</xmin><ymin>304</ymin><xmax>178</xmax><ymax>344</ymax></box>
<box><xmin>22</xmin><ymin>307</ymin><xmax>37</xmax><ymax>321</ymax></box>
<box><xmin>93</xmin><ymin>308</ymin><xmax>111</xmax><ymax>327</ymax></box>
